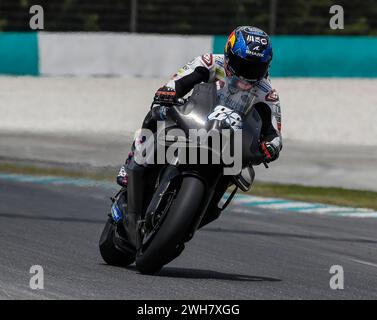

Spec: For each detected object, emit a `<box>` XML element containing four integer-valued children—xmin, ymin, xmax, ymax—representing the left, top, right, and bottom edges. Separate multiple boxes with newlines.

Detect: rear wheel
<box><xmin>99</xmin><ymin>218</ymin><xmax>135</xmax><ymax>267</ymax></box>
<box><xmin>135</xmin><ymin>176</ymin><xmax>205</xmax><ymax>274</ymax></box>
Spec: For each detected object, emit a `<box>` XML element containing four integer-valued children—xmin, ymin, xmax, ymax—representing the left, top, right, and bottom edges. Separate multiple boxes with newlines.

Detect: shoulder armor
<box><xmin>201</xmin><ymin>53</ymin><xmax>214</xmax><ymax>68</ymax></box>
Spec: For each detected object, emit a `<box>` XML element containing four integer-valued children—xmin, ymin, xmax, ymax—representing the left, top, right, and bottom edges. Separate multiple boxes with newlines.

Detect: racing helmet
<box><xmin>224</xmin><ymin>26</ymin><xmax>273</xmax><ymax>83</ymax></box>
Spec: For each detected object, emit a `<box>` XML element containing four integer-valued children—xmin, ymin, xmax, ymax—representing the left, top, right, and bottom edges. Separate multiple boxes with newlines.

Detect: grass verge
<box><xmin>0</xmin><ymin>162</ymin><xmax>113</xmax><ymax>182</ymax></box>
<box><xmin>1</xmin><ymin>162</ymin><xmax>376</xmax><ymax>211</ymax></box>
<box><xmin>249</xmin><ymin>183</ymin><xmax>377</xmax><ymax>211</ymax></box>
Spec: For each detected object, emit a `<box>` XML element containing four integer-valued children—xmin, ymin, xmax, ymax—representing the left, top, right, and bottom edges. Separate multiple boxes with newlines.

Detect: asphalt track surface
<box><xmin>0</xmin><ymin>180</ymin><xmax>377</xmax><ymax>299</ymax></box>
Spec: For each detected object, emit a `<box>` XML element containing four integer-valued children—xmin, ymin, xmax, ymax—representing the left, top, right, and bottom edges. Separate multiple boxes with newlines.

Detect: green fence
<box><xmin>213</xmin><ymin>35</ymin><xmax>377</xmax><ymax>77</ymax></box>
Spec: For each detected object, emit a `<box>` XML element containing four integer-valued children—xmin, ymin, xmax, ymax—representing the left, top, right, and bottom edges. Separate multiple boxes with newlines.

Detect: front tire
<box><xmin>99</xmin><ymin>218</ymin><xmax>135</xmax><ymax>267</ymax></box>
<box><xmin>135</xmin><ymin>176</ymin><xmax>205</xmax><ymax>274</ymax></box>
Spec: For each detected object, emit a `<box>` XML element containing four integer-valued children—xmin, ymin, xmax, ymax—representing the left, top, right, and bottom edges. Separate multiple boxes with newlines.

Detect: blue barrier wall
<box><xmin>0</xmin><ymin>32</ymin><xmax>376</xmax><ymax>77</ymax></box>
<box><xmin>213</xmin><ymin>35</ymin><xmax>377</xmax><ymax>77</ymax></box>
<box><xmin>0</xmin><ymin>32</ymin><xmax>39</xmax><ymax>75</ymax></box>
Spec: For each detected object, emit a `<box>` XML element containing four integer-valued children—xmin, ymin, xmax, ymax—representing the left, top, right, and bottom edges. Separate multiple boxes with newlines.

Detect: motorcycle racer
<box><xmin>117</xmin><ymin>26</ymin><xmax>282</xmax><ymax>187</ymax></box>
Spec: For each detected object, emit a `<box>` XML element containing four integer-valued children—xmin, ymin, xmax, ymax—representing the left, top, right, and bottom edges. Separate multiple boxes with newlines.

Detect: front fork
<box><xmin>124</xmin><ymin>158</ymin><xmax>147</xmax><ymax>248</ymax></box>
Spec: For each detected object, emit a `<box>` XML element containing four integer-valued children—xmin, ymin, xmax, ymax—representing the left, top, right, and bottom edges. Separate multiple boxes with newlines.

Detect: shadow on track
<box><xmin>156</xmin><ymin>267</ymin><xmax>281</xmax><ymax>282</ymax></box>
<box><xmin>203</xmin><ymin>227</ymin><xmax>377</xmax><ymax>244</ymax></box>
<box><xmin>120</xmin><ymin>265</ymin><xmax>281</xmax><ymax>282</ymax></box>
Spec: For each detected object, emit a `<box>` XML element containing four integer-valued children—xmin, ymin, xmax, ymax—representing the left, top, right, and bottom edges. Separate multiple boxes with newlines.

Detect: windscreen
<box><xmin>217</xmin><ymin>76</ymin><xmax>256</xmax><ymax>115</ymax></box>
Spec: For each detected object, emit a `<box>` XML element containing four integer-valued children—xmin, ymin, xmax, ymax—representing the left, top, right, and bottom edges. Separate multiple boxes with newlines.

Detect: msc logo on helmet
<box><xmin>246</xmin><ymin>35</ymin><xmax>268</xmax><ymax>46</ymax></box>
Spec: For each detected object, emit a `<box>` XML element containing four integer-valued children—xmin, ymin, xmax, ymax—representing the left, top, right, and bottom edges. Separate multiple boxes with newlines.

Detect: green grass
<box><xmin>0</xmin><ymin>162</ymin><xmax>114</xmax><ymax>182</ymax></box>
<box><xmin>249</xmin><ymin>183</ymin><xmax>377</xmax><ymax>211</ymax></box>
<box><xmin>1</xmin><ymin>162</ymin><xmax>376</xmax><ymax>211</ymax></box>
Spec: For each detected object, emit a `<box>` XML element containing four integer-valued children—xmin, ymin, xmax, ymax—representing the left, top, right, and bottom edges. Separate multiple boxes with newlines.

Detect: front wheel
<box><xmin>99</xmin><ymin>218</ymin><xmax>135</xmax><ymax>267</ymax></box>
<box><xmin>135</xmin><ymin>176</ymin><xmax>205</xmax><ymax>274</ymax></box>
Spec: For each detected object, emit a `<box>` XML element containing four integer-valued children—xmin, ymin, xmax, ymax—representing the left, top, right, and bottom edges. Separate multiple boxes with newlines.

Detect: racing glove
<box><xmin>260</xmin><ymin>141</ymin><xmax>279</xmax><ymax>163</ymax></box>
<box><xmin>154</xmin><ymin>86</ymin><xmax>177</xmax><ymax>105</ymax></box>
<box><xmin>152</xmin><ymin>86</ymin><xmax>177</xmax><ymax>121</ymax></box>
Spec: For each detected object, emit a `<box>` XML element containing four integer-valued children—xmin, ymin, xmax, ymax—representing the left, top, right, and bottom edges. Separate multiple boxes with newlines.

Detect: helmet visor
<box><xmin>227</xmin><ymin>50</ymin><xmax>269</xmax><ymax>82</ymax></box>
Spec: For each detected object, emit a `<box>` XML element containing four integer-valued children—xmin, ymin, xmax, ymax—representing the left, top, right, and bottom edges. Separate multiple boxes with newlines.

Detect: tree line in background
<box><xmin>0</xmin><ymin>0</ymin><xmax>376</xmax><ymax>35</ymax></box>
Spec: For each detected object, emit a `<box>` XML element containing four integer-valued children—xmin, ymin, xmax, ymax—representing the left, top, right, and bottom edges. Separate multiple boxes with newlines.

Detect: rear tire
<box><xmin>136</xmin><ymin>176</ymin><xmax>205</xmax><ymax>274</ymax></box>
<box><xmin>99</xmin><ymin>218</ymin><xmax>135</xmax><ymax>267</ymax></box>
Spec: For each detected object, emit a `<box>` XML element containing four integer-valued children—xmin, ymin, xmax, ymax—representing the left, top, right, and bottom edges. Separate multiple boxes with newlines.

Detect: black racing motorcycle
<box><xmin>99</xmin><ymin>80</ymin><xmax>266</xmax><ymax>274</ymax></box>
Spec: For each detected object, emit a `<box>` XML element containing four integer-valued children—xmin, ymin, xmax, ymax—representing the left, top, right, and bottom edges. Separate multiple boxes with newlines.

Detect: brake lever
<box><xmin>176</xmin><ymin>98</ymin><xmax>187</xmax><ymax>105</ymax></box>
